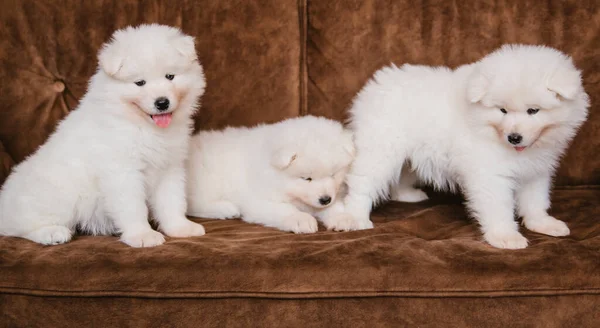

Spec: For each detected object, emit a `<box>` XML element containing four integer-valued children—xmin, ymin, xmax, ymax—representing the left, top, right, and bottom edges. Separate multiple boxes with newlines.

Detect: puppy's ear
<box><xmin>547</xmin><ymin>67</ymin><xmax>582</xmax><ymax>100</ymax></box>
<box><xmin>271</xmin><ymin>148</ymin><xmax>297</xmax><ymax>170</ymax></box>
<box><xmin>466</xmin><ymin>70</ymin><xmax>489</xmax><ymax>103</ymax></box>
<box><xmin>173</xmin><ymin>35</ymin><xmax>198</xmax><ymax>62</ymax></box>
<box><xmin>98</xmin><ymin>40</ymin><xmax>124</xmax><ymax>77</ymax></box>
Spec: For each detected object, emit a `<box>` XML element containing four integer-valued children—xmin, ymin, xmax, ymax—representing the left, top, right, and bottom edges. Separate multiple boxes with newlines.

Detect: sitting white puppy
<box><xmin>186</xmin><ymin>116</ymin><xmax>355</xmax><ymax>233</ymax></box>
<box><xmin>0</xmin><ymin>24</ymin><xmax>206</xmax><ymax>247</ymax></box>
<box><xmin>341</xmin><ymin>44</ymin><xmax>589</xmax><ymax>249</ymax></box>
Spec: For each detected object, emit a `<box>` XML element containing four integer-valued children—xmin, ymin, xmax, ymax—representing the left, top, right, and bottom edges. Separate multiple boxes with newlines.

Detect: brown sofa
<box><xmin>1</xmin><ymin>0</ymin><xmax>599</xmax><ymax>327</ymax></box>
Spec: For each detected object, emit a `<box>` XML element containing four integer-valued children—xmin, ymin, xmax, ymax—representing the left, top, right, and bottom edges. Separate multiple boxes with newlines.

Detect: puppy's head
<box><xmin>98</xmin><ymin>24</ymin><xmax>206</xmax><ymax>128</ymax></box>
<box><xmin>466</xmin><ymin>44</ymin><xmax>589</xmax><ymax>152</ymax></box>
<box><xmin>270</xmin><ymin>117</ymin><xmax>355</xmax><ymax>209</ymax></box>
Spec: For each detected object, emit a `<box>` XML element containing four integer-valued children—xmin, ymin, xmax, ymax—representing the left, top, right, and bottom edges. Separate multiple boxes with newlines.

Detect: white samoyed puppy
<box><xmin>339</xmin><ymin>44</ymin><xmax>589</xmax><ymax>249</ymax></box>
<box><xmin>0</xmin><ymin>24</ymin><xmax>207</xmax><ymax>247</ymax></box>
<box><xmin>186</xmin><ymin>116</ymin><xmax>356</xmax><ymax>233</ymax></box>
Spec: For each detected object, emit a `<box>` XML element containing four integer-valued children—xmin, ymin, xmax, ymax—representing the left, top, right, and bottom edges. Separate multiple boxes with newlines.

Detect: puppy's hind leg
<box><xmin>390</xmin><ymin>165</ymin><xmax>428</xmax><ymax>203</ymax></box>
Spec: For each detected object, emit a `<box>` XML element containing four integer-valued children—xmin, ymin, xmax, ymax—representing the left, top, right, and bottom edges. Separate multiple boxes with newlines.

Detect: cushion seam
<box><xmin>2</xmin><ymin>287</ymin><xmax>600</xmax><ymax>299</ymax></box>
<box><xmin>297</xmin><ymin>0</ymin><xmax>308</xmax><ymax>116</ymax></box>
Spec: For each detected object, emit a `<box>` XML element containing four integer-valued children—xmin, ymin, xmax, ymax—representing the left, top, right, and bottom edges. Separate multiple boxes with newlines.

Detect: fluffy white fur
<box><xmin>186</xmin><ymin>116</ymin><xmax>356</xmax><ymax>233</ymax></box>
<box><xmin>340</xmin><ymin>44</ymin><xmax>589</xmax><ymax>249</ymax></box>
<box><xmin>0</xmin><ymin>24</ymin><xmax>207</xmax><ymax>247</ymax></box>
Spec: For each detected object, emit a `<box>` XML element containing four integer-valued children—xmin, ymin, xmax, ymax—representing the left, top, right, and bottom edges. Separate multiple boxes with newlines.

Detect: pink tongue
<box><xmin>515</xmin><ymin>146</ymin><xmax>526</xmax><ymax>152</ymax></box>
<box><xmin>151</xmin><ymin>113</ymin><xmax>172</xmax><ymax>128</ymax></box>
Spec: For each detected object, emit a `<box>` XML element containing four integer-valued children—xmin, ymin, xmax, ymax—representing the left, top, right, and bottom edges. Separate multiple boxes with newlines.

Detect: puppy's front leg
<box><xmin>518</xmin><ymin>174</ymin><xmax>569</xmax><ymax>237</ymax></box>
<box><xmin>101</xmin><ymin>170</ymin><xmax>165</xmax><ymax>247</ymax></box>
<box><xmin>150</xmin><ymin>165</ymin><xmax>205</xmax><ymax>238</ymax></box>
<box><xmin>241</xmin><ymin>202</ymin><xmax>318</xmax><ymax>234</ymax></box>
<box><xmin>462</xmin><ymin>172</ymin><xmax>528</xmax><ymax>249</ymax></box>
<box><xmin>315</xmin><ymin>198</ymin><xmax>357</xmax><ymax>231</ymax></box>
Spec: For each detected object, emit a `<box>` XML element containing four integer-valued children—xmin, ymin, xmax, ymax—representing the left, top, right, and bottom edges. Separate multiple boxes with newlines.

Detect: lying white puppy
<box><xmin>0</xmin><ymin>24</ymin><xmax>206</xmax><ymax>247</ymax></box>
<box><xmin>186</xmin><ymin>115</ymin><xmax>355</xmax><ymax>233</ymax></box>
<box><xmin>341</xmin><ymin>44</ymin><xmax>589</xmax><ymax>249</ymax></box>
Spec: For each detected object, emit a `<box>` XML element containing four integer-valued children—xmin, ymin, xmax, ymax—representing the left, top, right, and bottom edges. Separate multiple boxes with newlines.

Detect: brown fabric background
<box><xmin>1</xmin><ymin>0</ymin><xmax>599</xmax><ymax>326</ymax></box>
<box><xmin>0</xmin><ymin>141</ymin><xmax>13</xmax><ymax>187</ymax></box>
<box><xmin>0</xmin><ymin>0</ymin><xmax>301</xmax><ymax>166</ymax></box>
<box><xmin>307</xmin><ymin>0</ymin><xmax>600</xmax><ymax>186</ymax></box>
<box><xmin>1</xmin><ymin>0</ymin><xmax>598</xmax><ymax>186</ymax></box>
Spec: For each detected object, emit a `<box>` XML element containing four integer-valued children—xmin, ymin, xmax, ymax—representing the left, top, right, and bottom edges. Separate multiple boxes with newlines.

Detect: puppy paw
<box><xmin>484</xmin><ymin>230</ymin><xmax>529</xmax><ymax>249</ymax></box>
<box><xmin>524</xmin><ymin>215</ymin><xmax>570</xmax><ymax>237</ymax></box>
<box><xmin>323</xmin><ymin>213</ymin><xmax>373</xmax><ymax>231</ymax></box>
<box><xmin>162</xmin><ymin>219</ymin><xmax>206</xmax><ymax>238</ymax></box>
<box><xmin>121</xmin><ymin>230</ymin><xmax>165</xmax><ymax>248</ymax></box>
<box><xmin>391</xmin><ymin>188</ymin><xmax>429</xmax><ymax>203</ymax></box>
<box><xmin>281</xmin><ymin>212</ymin><xmax>318</xmax><ymax>234</ymax></box>
<box><xmin>24</xmin><ymin>225</ymin><xmax>72</xmax><ymax>245</ymax></box>
<box><xmin>356</xmin><ymin>218</ymin><xmax>374</xmax><ymax>230</ymax></box>
<box><xmin>323</xmin><ymin>213</ymin><xmax>358</xmax><ymax>231</ymax></box>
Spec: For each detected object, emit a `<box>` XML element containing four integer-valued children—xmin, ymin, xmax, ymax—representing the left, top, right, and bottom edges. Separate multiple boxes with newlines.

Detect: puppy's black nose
<box><xmin>154</xmin><ymin>97</ymin><xmax>170</xmax><ymax>111</ymax></box>
<box><xmin>319</xmin><ymin>196</ymin><xmax>332</xmax><ymax>206</ymax></box>
<box><xmin>508</xmin><ymin>133</ymin><xmax>523</xmax><ymax>145</ymax></box>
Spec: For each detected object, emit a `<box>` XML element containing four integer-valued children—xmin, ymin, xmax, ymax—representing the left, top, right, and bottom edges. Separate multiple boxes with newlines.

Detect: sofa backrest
<box><xmin>0</xmin><ymin>0</ymin><xmax>598</xmax><ymax>186</ymax></box>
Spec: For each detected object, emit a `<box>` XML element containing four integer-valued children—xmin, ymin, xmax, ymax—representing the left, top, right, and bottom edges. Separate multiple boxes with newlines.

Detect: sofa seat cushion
<box><xmin>1</xmin><ymin>189</ymin><xmax>598</xmax><ymax>299</ymax></box>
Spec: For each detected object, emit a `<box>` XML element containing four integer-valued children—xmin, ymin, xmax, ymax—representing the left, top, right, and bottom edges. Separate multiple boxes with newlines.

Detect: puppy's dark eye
<box><xmin>134</xmin><ymin>80</ymin><xmax>146</xmax><ymax>87</ymax></box>
<box><xmin>302</xmin><ymin>177</ymin><xmax>312</xmax><ymax>182</ymax></box>
<box><xmin>165</xmin><ymin>74</ymin><xmax>175</xmax><ymax>80</ymax></box>
<box><xmin>527</xmin><ymin>108</ymin><xmax>539</xmax><ymax>115</ymax></box>
<box><xmin>500</xmin><ymin>108</ymin><xmax>507</xmax><ymax>114</ymax></box>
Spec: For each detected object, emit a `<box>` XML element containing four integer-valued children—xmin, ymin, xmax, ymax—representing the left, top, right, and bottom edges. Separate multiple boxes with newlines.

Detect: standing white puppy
<box><xmin>341</xmin><ymin>45</ymin><xmax>589</xmax><ymax>249</ymax></box>
<box><xmin>0</xmin><ymin>24</ymin><xmax>206</xmax><ymax>247</ymax></box>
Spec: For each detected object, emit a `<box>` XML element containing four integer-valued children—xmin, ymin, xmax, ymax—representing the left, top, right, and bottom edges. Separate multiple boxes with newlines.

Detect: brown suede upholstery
<box><xmin>0</xmin><ymin>141</ymin><xmax>13</xmax><ymax>187</ymax></box>
<box><xmin>0</xmin><ymin>0</ymin><xmax>301</xmax><ymax>164</ymax></box>
<box><xmin>0</xmin><ymin>0</ymin><xmax>599</xmax><ymax>327</ymax></box>
<box><xmin>306</xmin><ymin>0</ymin><xmax>600</xmax><ymax>186</ymax></box>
